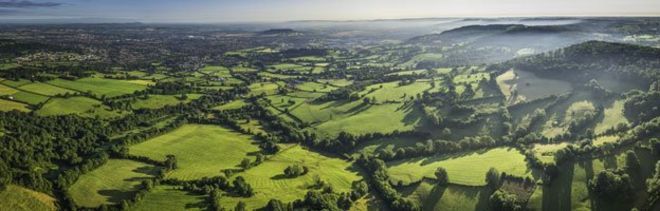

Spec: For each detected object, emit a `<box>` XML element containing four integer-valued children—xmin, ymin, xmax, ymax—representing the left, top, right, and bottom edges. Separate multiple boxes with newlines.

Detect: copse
<box><xmin>435</xmin><ymin>167</ymin><xmax>449</xmax><ymax>185</ymax></box>
<box><xmin>283</xmin><ymin>164</ymin><xmax>308</xmax><ymax>178</ymax></box>
<box><xmin>589</xmin><ymin>169</ymin><xmax>633</xmax><ymax>200</ymax></box>
<box><xmin>625</xmin><ymin>150</ymin><xmax>641</xmax><ymax>172</ymax></box>
<box><xmin>486</xmin><ymin>168</ymin><xmax>501</xmax><ymax>189</ymax></box>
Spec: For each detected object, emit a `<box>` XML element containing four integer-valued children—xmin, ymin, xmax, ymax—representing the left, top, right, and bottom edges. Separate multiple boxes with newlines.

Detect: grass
<box><xmin>36</xmin><ymin>96</ymin><xmax>124</xmax><ymax>119</ymax></box>
<box><xmin>317</xmin><ymin>79</ymin><xmax>353</xmax><ymax>87</ymax></box>
<box><xmin>400</xmin><ymin>180</ymin><xmax>488</xmax><ymax>211</ymax></box>
<box><xmin>0</xmin><ymin>83</ymin><xmax>19</xmax><ymax>95</ymax></box>
<box><xmin>358</xmin><ymin>81</ymin><xmax>438</xmax><ymax>102</ymax></box>
<box><xmin>531</xmin><ymin>142</ymin><xmax>569</xmax><ymax>164</ymax></box>
<box><xmin>0</xmin><ymin>185</ymin><xmax>57</xmax><ymax>211</ymax></box>
<box><xmin>496</xmin><ymin>69</ymin><xmax>571</xmax><ymax>104</ymax></box>
<box><xmin>565</xmin><ymin>100</ymin><xmax>596</xmax><ymax>122</ymax></box>
<box><xmin>130</xmin><ymin>185</ymin><xmax>207</xmax><ymax>211</ymax></box>
<box><xmin>0</xmin><ymin>99</ymin><xmax>30</xmax><ymax>112</ymax></box>
<box><xmin>68</xmin><ymin>159</ymin><xmax>159</xmax><ymax>208</ymax></box>
<box><xmin>18</xmin><ymin>82</ymin><xmax>77</xmax><ymax>96</ymax></box>
<box><xmin>593</xmin><ymin>135</ymin><xmax>620</xmax><ymax>146</ymax></box>
<box><xmin>213</xmin><ymin>99</ymin><xmax>247</xmax><ymax>111</ymax></box>
<box><xmin>595</xmin><ymin>99</ymin><xmax>629</xmax><ymax>134</ymax></box>
<box><xmin>311</xmin><ymin>103</ymin><xmax>423</xmax><ymax>138</ymax></box>
<box><xmin>131</xmin><ymin>94</ymin><xmax>203</xmax><ymax>109</ymax></box>
<box><xmin>129</xmin><ymin>124</ymin><xmax>260</xmax><ymax>180</ymax></box>
<box><xmin>387</xmin><ymin>147</ymin><xmax>531</xmax><ymax>186</ymax></box>
<box><xmin>219</xmin><ymin>145</ymin><xmax>361</xmax><ymax>210</ymax></box>
<box><xmin>296</xmin><ymin>81</ymin><xmax>337</xmax><ymax>93</ymax></box>
<box><xmin>249</xmin><ymin>82</ymin><xmax>281</xmax><ymax>96</ymax></box>
<box><xmin>269</xmin><ymin>63</ymin><xmax>309</xmax><ymax>72</ymax></box>
<box><xmin>352</xmin><ymin>136</ymin><xmax>428</xmax><ymax>156</ymax></box>
<box><xmin>11</xmin><ymin>91</ymin><xmax>50</xmax><ymax>105</ymax></box>
<box><xmin>47</xmin><ymin>77</ymin><xmax>152</xmax><ymax>97</ymax></box>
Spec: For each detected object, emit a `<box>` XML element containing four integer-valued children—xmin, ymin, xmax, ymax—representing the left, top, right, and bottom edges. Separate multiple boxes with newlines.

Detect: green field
<box><xmin>532</xmin><ymin>142</ymin><xmax>569</xmax><ymax>164</ymax></box>
<box><xmin>594</xmin><ymin>99</ymin><xmax>629</xmax><ymax>134</ymax></box>
<box><xmin>358</xmin><ymin>81</ymin><xmax>438</xmax><ymax>102</ymax></box>
<box><xmin>496</xmin><ymin>69</ymin><xmax>571</xmax><ymax>104</ymax></box>
<box><xmin>18</xmin><ymin>82</ymin><xmax>77</xmax><ymax>96</ymax></box>
<box><xmin>10</xmin><ymin>91</ymin><xmax>50</xmax><ymax>105</ymax></box>
<box><xmin>219</xmin><ymin>144</ymin><xmax>362</xmax><ymax>210</ymax></box>
<box><xmin>68</xmin><ymin>159</ymin><xmax>159</xmax><ymax>208</ymax></box>
<box><xmin>0</xmin><ymin>185</ymin><xmax>57</xmax><ymax>211</ymax></box>
<box><xmin>311</xmin><ymin>102</ymin><xmax>424</xmax><ymax>137</ymax></box>
<box><xmin>0</xmin><ymin>83</ymin><xmax>19</xmax><ymax>95</ymax></box>
<box><xmin>352</xmin><ymin>136</ymin><xmax>427</xmax><ymax>156</ymax></box>
<box><xmin>213</xmin><ymin>99</ymin><xmax>248</xmax><ymax>111</ymax></box>
<box><xmin>129</xmin><ymin>124</ymin><xmax>260</xmax><ymax>180</ymax></box>
<box><xmin>0</xmin><ymin>99</ymin><xmax>30</xmax><ymax>112</ymax></box>
<box><xmin>36</xmin><ymin>96</ymin><xmax>124</xmax><ymax>118</ymax></box>
<box><xmin>402</xmin><ymin>181</ymin><xmax>488</xmax><ymax>211</ymax></box>
<box><xmin>131</xmin><ymin>94</ymin><xmax>203</xmax><ymax>109</ymax></box>
<box><xmin>130</xmin><ymin>185</ymin><xmax>207</xmax><ymax>211</ymax></box>
<box><xmin>47</xmin><ymin>77</ymin><xmax>152</xmax><ymax>97</ymax></box>
<box><xmin>296</xmin><ymin>81</ymin><xmax>337</xmax><ymax>93</ymax></box>
<box><xmin>387</xmin><ymin>147</ymin><xmax>532</xmax><ymax>186</ymax></box>
<box><xmin>249</xmin><ymin>82</ymin><xmax>281</xmax><ymax>96</ymax></box>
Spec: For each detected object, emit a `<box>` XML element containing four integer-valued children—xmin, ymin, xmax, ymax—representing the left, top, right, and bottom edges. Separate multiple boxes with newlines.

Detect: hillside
<box><xmin>492</xmin><ymin>40</ymin><xmax>660</xmax><ymax>83</ymax></box>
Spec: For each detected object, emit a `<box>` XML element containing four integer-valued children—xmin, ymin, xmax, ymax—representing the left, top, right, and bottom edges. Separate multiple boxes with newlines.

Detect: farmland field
<box><xmin>130</xmin><ymin>185</ymin><xmax>207</xmax><ymax>211</ymax></box>
<box><xmin>47</xmin><ymin>77</ymin><xmax>152</xmax><ymax>97</ymax></box>
<box><xmin>36</xmin><ymin>96</ymin><xmax>124</xmax><ymax>118</ymax></box>
<box><xmin>129</xmin><ymin>124</ymin><xmax>260</xmax><ymax>180</ymax></box>
<box><xmin>131</xmin><ymin>94</ymin><xmax>203</xmax><ymax>109</ymax></box>
<box><xmin>387</xmin><ymin>147</ymin><xmax>532</xmax><ymax>186</ymax></box>
<box><xmin>68</xmin><ymin>159</ymin><xmax>160</xmax><ymax>208</ymax></box>
<box><xmin>219</xmin><ymin>145</ymin><xmax>362</xmax><ymax>210</ymax></box>
<box><xmin>0</xmin><ymin>99</ymin><xmax>30</xmax><ymax>112</ymax></box>
<box><xmin>0</xmin><ymin>185</ymin><xmax>57</xmax><ymax>211</ymax></box>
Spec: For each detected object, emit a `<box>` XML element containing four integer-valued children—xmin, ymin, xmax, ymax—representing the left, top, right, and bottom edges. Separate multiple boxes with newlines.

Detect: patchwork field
<box><xmin>18</xmin><ymin>82</ymin><xmax>76</xmax><ymax>96</ymax></box>
<box><xmin>0</xmin><ymin>99</ymin><xmax>30</xmax><ymax>112</ymax></box>
<box><xmin>47</xmin><ymin>77</ymin><xmax>152</xmax><ymax>97</ymax></box>
<box><xmin>219</xmin><ymin>144</ymin><xmax>362</xmax><ymax>210</ymax></box>
<box><xmin>311</xmin><ymin>103</ymin><xmax>424</xmax><ymax>138</ymax></box>
<box><xmin>36</xmin><ymin>96</ymin><xmax>123</xmax><ymax>118</ymax></box>
<box><xmin>129</xmin><ymin>124</ymin><xmax>260</xmax><ymax>180</ymax></box>
<box><xmin>387</xmin><ymin>147</ymin><xmax>532</xmax><ymax>186</ymax></box>
<box><xmin>213</xmin><ymin>99</ymin><xmax>247</xmax><ymax>111</ymax></box>
<box><xmin>130</xmin><ymin>185</ymin><xmax>207</xmax><ymax>211</ymax></box>
<box><xmin>496</xmin><ymin>69</ymin><xmax>571</xmax><ymax>104</ymax></box>
<box><xmin>402</xmin><ymin>181</ymin><xmax>488</xmax><ymax>211</ymax></box>
<box><xmin>68</xmin><ymin>159</ymin><xmax>159</xmax><ymax>208</ymax></box>
<box><xmin>0</xmin><ymin>185</ymin><xmax>57</xmax><ymax>211</ymax></box>
<box><xmin>131</xmin><ymin>94</ymin><xmax>203</xmax><ymax>109</ymax></box>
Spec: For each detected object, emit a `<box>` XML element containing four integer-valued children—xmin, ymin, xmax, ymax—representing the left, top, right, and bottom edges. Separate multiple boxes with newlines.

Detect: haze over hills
<box><xmin>0</xmin><ymin>12</ymin><xmax>659</xmax><ymax>211</ymax></box>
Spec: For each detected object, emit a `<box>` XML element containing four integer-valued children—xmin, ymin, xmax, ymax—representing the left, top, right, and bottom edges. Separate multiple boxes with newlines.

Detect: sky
<box><xmin>0</xmin><ymin>0</ymin><xmax>658</xmax><ymax>23</ymax></box>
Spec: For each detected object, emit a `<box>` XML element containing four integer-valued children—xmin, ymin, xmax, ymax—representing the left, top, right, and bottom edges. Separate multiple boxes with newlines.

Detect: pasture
<box><xmin>0</xmin><ymin>185</ymin><xmax>57</xmax><ymax>211</ymax></box>
<box><xmin>36</xmin><ymin>96</ymin><xmax>124</xmax><ymax>119</ymax></box>
<box><xmin>387</xmin><ymin>147</ymin><xmax>532</xmax><ymax>186</ymax></box>
<box><xmin>496</xmin><ymin>69</ymin><xmax>571</xmax><ymax>104</ymax></box>
<box><xmin>68</xmin><ymin>159</ymin><xmax>159</xmax><ymax>208</ymax></box>
<box><xmin>131</xmin><ymin>94</ymin><xmax>203</xmax><ymax>109</ymax></box>
<box><xmin>18</xmin><ymin>82</ymin><xmax>76</xmax><ymax>96</ymax></box>
<box><xmin>213</xmin><ymin>99</ymin><xmax>247</xmax><ymax>111</ymax></box>
<box><xmin>0</xmin><ymin>99</ymin><xmax>30</xmax><ymax>112</ymax></box>
<box><xmin>311</xmin><ymin>103</ymin><xmax>424</xmax><ymax>138</ymax></box>
<box><xmin>358</xmin><ymin>81</ymin><xmax>438</xmax><ymax>102</ymax></box>
<box><xmin>130</xmin><ymin>185</ymin><xmax>207</xmax><ymax>211</ymax></box>
<box><xmin>402</xmin><ymin>181</ymin><xmax>488</xmax><ymax>211</ymax></box>
<box><xmin>219</xmin><ymin>145</ymin><xmax>362</xmax><ymax>210</ymax></box>
<box><xmin>47</xmin><ymin>77</ymin><xmax>152</xmax><ymax>97</ymax></box>
<box><xmin>129</xmin><ymin>124</ymin><xmax>260</xmax><ymax>180</ymax></box>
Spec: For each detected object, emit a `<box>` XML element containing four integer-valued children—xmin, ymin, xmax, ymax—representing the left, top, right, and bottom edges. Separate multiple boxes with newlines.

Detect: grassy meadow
<box><xmin>129</xmin><ymin>124</ymin><xmax>260</xmax><ymax>180</ymax></box>
<box><xmin>68</xmin><ymin>159</ymin><xmax>159</xmax><ymax>208</ymax></box>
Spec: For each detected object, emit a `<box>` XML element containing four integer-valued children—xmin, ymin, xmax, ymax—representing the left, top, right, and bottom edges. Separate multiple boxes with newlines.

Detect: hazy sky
<box><xmin>0</xmin><ymin>0</ymin><xmax>659</xmax><ymax>22</ymax></box>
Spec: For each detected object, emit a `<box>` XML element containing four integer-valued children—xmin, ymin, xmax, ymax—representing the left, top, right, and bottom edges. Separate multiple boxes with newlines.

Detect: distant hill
<box><xmin>491</xmin><ymin>40</ymin><xmax>660</xmax><ymax>83</ymax></box>
<box><xmin>408</xmin><ymin>24</ymin><xmax>576</xmax><ymax>44</ymax></box>
<box><xmin>258</xmin><ymin>28</ymin><xmax>301</xmax><ymax>36</ymax></box>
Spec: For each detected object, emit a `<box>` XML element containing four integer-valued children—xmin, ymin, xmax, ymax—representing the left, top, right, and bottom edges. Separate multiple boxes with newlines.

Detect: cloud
<box><xmin>0</xmin><ymin>0</ymin><xmax>62</xmax><ymax>8</ymax></box>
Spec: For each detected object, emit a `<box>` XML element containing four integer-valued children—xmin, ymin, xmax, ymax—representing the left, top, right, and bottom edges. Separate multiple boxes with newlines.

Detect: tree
<box><xmin>165</xmin><ymin>155</ymin><xmax>178</xmax><ymax>170</ymax></box>
<box><xmin>284</xmin><ymin>164</ymin><xmax>307</xmax><ymax>178</ymax></box>
<box><xmin>589</xmin><ymin>170</ymin><xmax>633</xmax><ymax>200</ymax></box>
<box><xmin>486</xmin><ymin>168</ymin><xmax>500</xmax><ymax>189</ymax></box>
<box><xmin>435</xmin><ymin>167</ymin><xmax>449</xmax><ymax>185</ymax></box>
<box><xmin>489</xmin><ymin>190</ymin><xmax>522</xmax><ymax>211</ymax></box>
<box><xmin>235</xmin><ymin>201</ymin><xmax>247</xmax><ymax>211</ymax></box>
<box><xmin>240</xmin><ymin>158</ymin><xmax>251</xmax><ymax>169</ymax></box>
<box><xmin>264</xmin><ymin>199</ymin><xmax>287</xmax><ymax>211</ymax></box>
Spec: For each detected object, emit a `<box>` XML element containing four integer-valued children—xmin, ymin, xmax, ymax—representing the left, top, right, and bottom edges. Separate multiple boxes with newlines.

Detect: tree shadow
<box><xmin>97</xmin><ymin>189</ymin><xmax>132</xmax><ymax>204</ymax></box>
<box><xmin>542</xmin><ymin>162</ymin><xmax>574</xmax><ymax>211</ymax></box>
